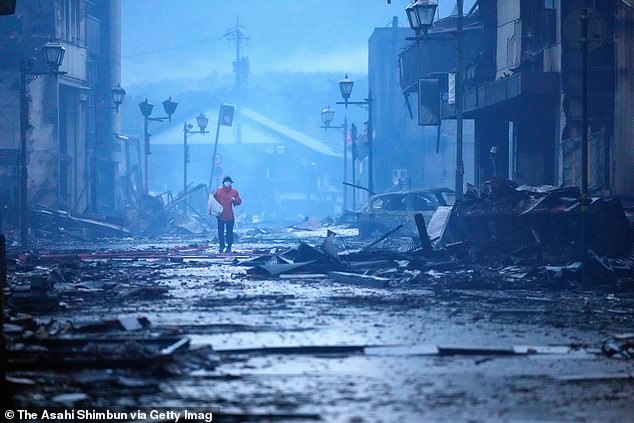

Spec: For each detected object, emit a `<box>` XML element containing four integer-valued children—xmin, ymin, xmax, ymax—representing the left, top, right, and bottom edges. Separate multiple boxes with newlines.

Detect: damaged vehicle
<box><xmin>356</xmin><ymin>188</ymin><xmax>454</xmax><ymax>238</ymax></box>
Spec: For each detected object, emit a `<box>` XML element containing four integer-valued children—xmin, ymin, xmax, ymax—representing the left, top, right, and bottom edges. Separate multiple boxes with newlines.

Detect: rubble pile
<box><xmin>238</xmin><ymin>194</ymin><xmax>634</xmax><ymax>291</ymax></box>
<box><xmin>1</xmin><ymin>182</ymin><xmax>634</xmax><ymax>418</ymax></box>
<box><xmin>448</xmin><ymin>181</ymin><xmax>632</xmax><ymax>259</ymax></box>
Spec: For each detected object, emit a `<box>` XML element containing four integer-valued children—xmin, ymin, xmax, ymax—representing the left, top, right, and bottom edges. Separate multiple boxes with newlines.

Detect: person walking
<box><xmin>213</xmin><ymin>176</ymin><xmax>242</xmax><ymax>253</ymax></box>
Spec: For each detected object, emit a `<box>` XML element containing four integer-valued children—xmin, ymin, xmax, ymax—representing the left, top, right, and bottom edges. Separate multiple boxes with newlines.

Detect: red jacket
<box><xmin>214</xmin><ymin>186</ymin><xmax>242</xmax><ymax>221</ymax></box>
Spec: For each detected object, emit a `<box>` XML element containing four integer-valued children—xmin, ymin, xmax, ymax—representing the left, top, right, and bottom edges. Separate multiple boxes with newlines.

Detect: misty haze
<box><xmin>1</xmin><ymin>1</ymin><xmax>634</xmax><ymax>422</ymax></box>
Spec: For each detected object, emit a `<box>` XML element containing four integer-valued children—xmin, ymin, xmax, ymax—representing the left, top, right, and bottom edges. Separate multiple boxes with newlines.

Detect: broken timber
<box><xmin>327</xmin><ymin>271</ymin><xmax>390</xmax><ymax>288</ymax></box>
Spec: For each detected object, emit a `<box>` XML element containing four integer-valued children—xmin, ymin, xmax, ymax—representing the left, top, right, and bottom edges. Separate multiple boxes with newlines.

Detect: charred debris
<box><xmin>3</xmin><ymin>179</ymin><xmax>633</xmax><ymax>332</ymax></box>
<box><xmin>245</xmin><ymin>180</ymin><xmax>634</xmax><ymax>290</ymax></box>
<box><xmin>2</xmin><ymin>183</ymin><xmax>212</xmax><ymax>246</ymax></box>
<box><xmin>5</xmin><ymin>178</ymin><xmax>634</xmax><ymax>290</ymax></box>
<box><xmin>2</xmin><ymin>181</ymin><xmax>634</xmax><ymax>415</ymax></box>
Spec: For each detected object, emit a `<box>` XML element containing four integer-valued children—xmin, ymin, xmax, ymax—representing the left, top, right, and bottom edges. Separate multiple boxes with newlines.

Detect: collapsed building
<box><xmin>386</xmin><ymin>0</ymin><xmax>634</xmax><ymax>195</ymax></box>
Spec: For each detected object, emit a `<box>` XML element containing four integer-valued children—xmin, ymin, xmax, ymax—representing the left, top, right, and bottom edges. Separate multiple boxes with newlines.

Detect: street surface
<box><xmin>7</xmin><ymin>233</ymin><xmax>634</xmax><ymax>422</ymax></box>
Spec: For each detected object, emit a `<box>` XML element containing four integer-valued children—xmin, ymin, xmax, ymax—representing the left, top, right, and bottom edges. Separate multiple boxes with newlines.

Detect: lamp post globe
<box><xmin>111</xmin><ymin>84</ymin><xmax>126</xmax><ymax>110</ymax></box>
<box><xmin>196</xmin><ymin>112</ymin><xmax>209</xmax><ymax>132</ymax></box>
<box><xmin>162</xmin><ymin>97</ymin><xmax>178</xmax><ymax>119</ymax></box>
<box><xmin>42</xmin><ymin>41</ymin><xmax>65</xmax><ymax>70</ymax></box>
<box><xmin>405</xmin><ymin>2</ymin><xmax>418</xmax><ymax>31</ymax></box>
<box><xmin>139</xmin><ymin>98</ymin><xmax>154</xmax><ymax>118</ymax></box>
<box><xmin>78</xmin><ymin>86</ymin><xmax>90</xmax><ymax>103</ymax></box>
<box><xmin>321</xmin><ymin>106</ymin><xmax>335</xmax><ymax>127</ymax></box>
<box><xmin>406</xmin><ymin>0</ymin><xmax>437</xmax><ymax>35</ymax></box>
<box><xmin>339</xmin><ymin>74</ymin><xmax>354</xmax><ymax>102</ymax></box>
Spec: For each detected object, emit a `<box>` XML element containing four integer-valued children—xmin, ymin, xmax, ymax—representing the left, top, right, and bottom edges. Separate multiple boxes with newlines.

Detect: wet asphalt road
<box><xmin>9</xmin><ymin>236</ymin><xmax>634</xmax><ymax>422</ymax></box>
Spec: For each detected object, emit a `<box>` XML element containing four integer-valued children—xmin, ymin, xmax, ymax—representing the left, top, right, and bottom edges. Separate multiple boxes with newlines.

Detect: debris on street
<box><xmin>2</xmin><ymin>183</ymin><xmax>634</xmax><ymax>421</ymax></box>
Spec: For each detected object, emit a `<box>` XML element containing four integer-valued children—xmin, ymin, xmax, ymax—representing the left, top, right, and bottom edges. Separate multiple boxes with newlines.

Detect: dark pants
<box><xmin>217</xmin><ymin>218</ymin><xmax>234</xmax><ymax>249</ymax></box>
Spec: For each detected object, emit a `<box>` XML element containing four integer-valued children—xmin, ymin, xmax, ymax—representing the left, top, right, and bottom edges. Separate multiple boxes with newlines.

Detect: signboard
<box><xmin>418</xmin><ymin>78</ymin><xmax>441</xmax><ymax>126</ymax></box>
<box><xmin>218</xmin><ymin>104</ymin><xmax>235</xmax><ymax>127</ymax></box>
<box><xmin>563</xmin><ymin>8</ymin><xmax>605</xmax><ymax>51</ymax></box>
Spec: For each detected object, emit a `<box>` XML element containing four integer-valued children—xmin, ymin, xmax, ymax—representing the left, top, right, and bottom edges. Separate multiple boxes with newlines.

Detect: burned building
<box><xmin>0</xmin><ymin>0</ymin><xmax>123</xmax><ymax>223</ymax></box>
<box><xmin>611</xmin><ymin>0</ymin><xmax>634</xmax><ymax>195</ymax></box>
<box><xmin>395</xmin><ymin>11</ymin><xmax>481</xmax><ymax>192</ymax></box>
<box><xmin>370</xmin><ymin>16</ymin><xmax>477</xmax><ymax>193</ymax></box>
<box><xmin>397</xmin><ymin>0</ymin><xmax>634</xmax><ymax>195</ymax></box>
<box><xmin>466</xmin><ymin>0</ymin><xmax>634</xmax><ymax>192</ymax></box>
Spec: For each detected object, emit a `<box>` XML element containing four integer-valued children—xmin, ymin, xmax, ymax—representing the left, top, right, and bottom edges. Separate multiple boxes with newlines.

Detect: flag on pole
<box><xmin>219</xmin><ymin>104</ymin><xmax>235</xmax><ymax>127</ymax></box>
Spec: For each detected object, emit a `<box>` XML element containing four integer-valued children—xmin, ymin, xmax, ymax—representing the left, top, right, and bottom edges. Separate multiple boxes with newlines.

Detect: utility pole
<box><xmin>16</xmin><ymin>42</ymin><xmax>66</xmax><ymax>248</ymax></box>
<box><xmin>560</xmin><ymin>6</ymin><xmax>605</xmax><ymax>285</ymax></box>
<box><xmin>0</xmin><ymin>235</ymin><xmax>7</xmax><ymax>395</ymax></box>
<box><xmin>367</xmin><ymin>90</ymin><xmax>374</xmax><ymax>195</ymax></box>
<box><xmin>224</xmin><ymin>17</ymin><xmax>249</xmax><ymax>145</ymax></box>
<box><xmin>580</xmin><ymin>9</ymin><xmax>589</xmax><ymax>285</ymax></box>
<box><xmin>19</xmin><ymin>58</ymin><xmax>29</xmax><ymax>249</ymax></box>
<box><xmin>320</xmin><ymin>107</ymin><xmax>348</xmax><ymax>210</ymax></box>
<box><xmin>143</xmin><ymin>116</ymin><xmax>150</xmax><ymax>194</ymax></box>
<box><xmin>343</xmin><ymin>116</ymin><xmax>348</xmax><ymax>210</ymax></box>
<box><xmin>455</xmin><ymin>0</ymin><xmax>464</xmax><ymax>200</ymax></box>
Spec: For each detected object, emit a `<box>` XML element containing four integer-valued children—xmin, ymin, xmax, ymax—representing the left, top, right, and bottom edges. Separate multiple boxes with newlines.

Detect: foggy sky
<box><xmin>122</xmin><ymin>0</ymin><xmax>475</xmax><ymax>85</ymax></box>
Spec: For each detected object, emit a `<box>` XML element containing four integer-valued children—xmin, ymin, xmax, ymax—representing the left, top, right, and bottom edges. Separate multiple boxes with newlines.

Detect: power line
<box><xmin>122</xmin><ymin>37</ymin><xmax>218</xmax><ymax>59</ymax></box>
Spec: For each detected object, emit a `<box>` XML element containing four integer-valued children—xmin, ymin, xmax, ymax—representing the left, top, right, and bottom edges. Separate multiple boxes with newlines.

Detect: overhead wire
<box><xmin>123</xmin><ymin>36</ymin><xmax>219</xmax><ymax>59</ymax></box>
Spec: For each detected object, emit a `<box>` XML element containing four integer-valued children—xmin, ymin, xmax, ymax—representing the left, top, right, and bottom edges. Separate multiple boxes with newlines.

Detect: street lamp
<box><xmin>138</xmin><ymin>96</ymin><xmax>178</xmax><ymax>194</ymax></box>
<box><xmin>338</xmin><ymin>75</ymin><xmax>354</xmax><ymax>106</ymax></box>
<box><xmin>79</xmin><ymin>84</ymin><xmax>127</xmax><ymax>213</ymax></box>
<box><xmin>405</xmin><ymin>0</ymin><xmax>464</xmax><ymax>200</ymax></box>
<box><xmin>336</xmin><ymin>74</ymin><xmax>374</xmax><ymax>195</ymax></box>
<box><xmin>406</xmin><ymin>0</ymin><xmax>437</xmax><ymax>37</ymax></box>
<box><xmin>111</xmin><ymin>84</ymin><xmax>126</xmax><ymax>112</ymax></box>
<box><xmin>320</xmin><ymin>106</ymin><xmax>349</xmax><ymax>211</ymax></box>
<box><xmin>321</xmin><ymin>105</ymin><xmax>336</xmax><ymax>127</ymax></box>
<box><xmin>182</xmin><ymin>113</ymin><xmax>209</xmax><ymax>213</ymax></box>
<box><xmin>41</xmin><ymin>41</ymin><xmax>66</xmax><ymax>71</ymax></box>
<box><xmin>78</xmin><ymin>86</ymin><xmax>90</xmax><ymax>103</ymax></box>
<box><xmin>18</xmin><ymin>42</ymin><xmax>66</xmax><ymax>248</ymax></box>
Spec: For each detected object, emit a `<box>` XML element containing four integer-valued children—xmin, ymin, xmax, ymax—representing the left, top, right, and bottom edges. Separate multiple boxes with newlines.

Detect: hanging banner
<box><xmin>448</xmin><ymin>72</ymin><xmax>456</xmax><ymax>105</ymax></box>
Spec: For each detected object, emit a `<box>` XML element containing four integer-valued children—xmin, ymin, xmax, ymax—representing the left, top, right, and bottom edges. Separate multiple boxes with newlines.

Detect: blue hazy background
<box><xmin>122</xmin><ymin>1</ymin><xmax>470</xmax><ymax>85</ymax></box>
<box><xmin>119</xmin><ymin>1</ymin><xmax>476</xmax><ymax>219</ymax></box>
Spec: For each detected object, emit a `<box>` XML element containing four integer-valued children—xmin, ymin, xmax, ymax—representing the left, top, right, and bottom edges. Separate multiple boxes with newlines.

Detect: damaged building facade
<box><xmin>369</xmin><ymin>16</ymin><xmax>476</xmax><ymax>192</ymax></box>
<box><xmin>397</xmin><ymin>0</ymin><xmax>634</xmax><ymax>194</ymax></box>
<box><xmin>0</xmin><ymin>0</ymin><xmax>123</xmax><ymax>222</ymax></box>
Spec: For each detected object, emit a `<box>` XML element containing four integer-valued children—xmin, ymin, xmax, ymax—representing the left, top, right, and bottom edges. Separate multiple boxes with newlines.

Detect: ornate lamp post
<box><xmin>138</xmin><ymin>97</ymin><xmax>178</xmax><ymax>194</ymax></box>
<box><xmin>19</xmin><ymin>41</ymin><xmax>66</xmax><ymax>248</ymax></box>
<box><xmin>79</xmin><ymin>84</ymin><xmax>126</xmax><ymax>212</ymax></box>
<box><xmin>406</xmin><ymin>0</ymin><xmax>437</xmax><ymax>37</ymax></box>
<box><xmin>111</xmin><ymin>84</ymin><xmax>126</xmax><ymax>112</ymax></box>
<box><xmin>336</xmin><ymin>74</ymin><xmax>374</xmax><ymax>196</ymax></box>
<box><xmin>182</xmin><ymin>113</ymin><xmax>209</xmax><ymax>213</ymax></box>
<box><xmin>320</xmin><ymin>106</ymin><xmax>349</xmax><ymax>211</ymax></box>
<box><xmin>405</xmin><ymin>0</ymin><xmax>463</xmax><ymax>199</ymax></box>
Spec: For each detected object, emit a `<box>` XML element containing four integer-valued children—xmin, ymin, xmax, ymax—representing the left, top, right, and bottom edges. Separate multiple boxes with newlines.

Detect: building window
<box><xmin>544</xmin><ymin>0</ymin><xmax>556</xmax><ymax>10</ymax></box>
<box><xmin>58</xmin><ymin>0</ymin><xmax>82</xmax><ymax>44</ymax></box>
<box><xmin>543</xmin><ymin>4</ymin><xmax>557</xmax><ymax>45</ymax></box>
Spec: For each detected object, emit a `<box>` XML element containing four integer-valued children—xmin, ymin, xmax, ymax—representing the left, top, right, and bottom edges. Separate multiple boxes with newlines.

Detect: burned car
<box><xmin>356</xmin><ymin>188</ymin><xmax>454</xmax><ymax>238</ymax></box>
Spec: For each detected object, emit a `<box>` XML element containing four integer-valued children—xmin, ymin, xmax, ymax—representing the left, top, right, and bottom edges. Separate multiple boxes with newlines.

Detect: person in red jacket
<box><xmin>213</xmin><ymin>176</ymin><xmax>242</xmax><ymax>252</ymax></box>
